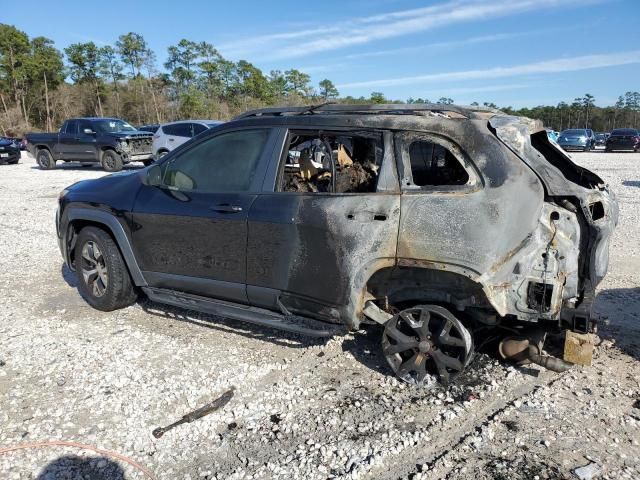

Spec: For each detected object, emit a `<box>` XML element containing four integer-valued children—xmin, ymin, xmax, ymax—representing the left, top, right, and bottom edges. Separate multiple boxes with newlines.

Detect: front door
<box><xmin>131</xmin><ymin>127</ymin><xmax>277</xmax><ymax>304</ymax></box>
<box><xmin>75</xmin><ymin>120</ymin><xmax>99</xmax><ymax>161</ymax></box>
<box><xmin>246</xmin><ymin>128</ymin><xmax>400</xmax><ymax>323</ymax></box>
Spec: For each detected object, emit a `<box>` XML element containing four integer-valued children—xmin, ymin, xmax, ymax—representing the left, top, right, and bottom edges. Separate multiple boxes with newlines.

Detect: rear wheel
<box><xmin>75</xmin><ymin>227</ymin><xmax>137</xmax><ymax>311</ymax></box>
<box><xmin>382</xmin><ymin>305</ymin><xmax>474</xmax><ymax>387</ymax></box>
<box><xmin>101</xmin><ymin>150</ymin><xmax>123</xmax><ymax>172</ymax></box>
<box><xmin>36</xmin><ymin>149</ymin><xmax>56</xmax><ymax>169</ymax></box>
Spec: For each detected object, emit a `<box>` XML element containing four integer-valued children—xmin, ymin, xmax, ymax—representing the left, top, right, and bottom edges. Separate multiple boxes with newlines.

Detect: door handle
<box><xmin>211</xmin><ymin>204</ymin><xmax>243</xmax><ymax>213</ymax></box>
<box><xmin>169</xmin><ymin>138</ymin><xmax>174</xmax><ymax>141</ymax></box>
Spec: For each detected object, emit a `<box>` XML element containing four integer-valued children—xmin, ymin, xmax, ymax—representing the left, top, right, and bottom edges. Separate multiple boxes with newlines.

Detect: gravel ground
<box><xmin>0</xmin><ymin>151</ymin><xmax>639</xmax><ymax>480</ymax></box>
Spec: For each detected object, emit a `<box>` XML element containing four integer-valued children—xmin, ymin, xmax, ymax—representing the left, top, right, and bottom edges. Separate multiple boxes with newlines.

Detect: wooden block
<box><xmin>563</xmin><ymin>330</ymin><xmax>595</xmax><ymax>366</ymax></box>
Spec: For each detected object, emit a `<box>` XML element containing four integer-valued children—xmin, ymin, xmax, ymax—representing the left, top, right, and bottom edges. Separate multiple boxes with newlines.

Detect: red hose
<box><xmin>0</xmin><ymin>440</ymin><xmax>157</xmax><ymax>479</ymax></box>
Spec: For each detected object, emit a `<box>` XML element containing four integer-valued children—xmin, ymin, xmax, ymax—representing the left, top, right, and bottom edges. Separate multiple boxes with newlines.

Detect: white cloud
<box><xmin>219</xmin><ymin>0</ymin><xmax>606</xmax><ymax>61</ymax></box>
<box><xmin>343</xmin><ymin>32</ymin><xmax>522</xmax><ymax>61</ymax></box>
<box><xmin>424</xmin><ymin>83</ymin><xmax>530</xmax><ymax>96</ymax></box>
<box><xmin>337</xmin><ymin>51</ymin><xmax>640</xmax><ymax>89</ymax></box>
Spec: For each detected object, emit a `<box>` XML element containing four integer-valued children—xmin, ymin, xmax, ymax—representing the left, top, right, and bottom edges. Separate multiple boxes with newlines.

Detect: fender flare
<box><xmin>66</xmin><ymin>207</ymin><xmax>147</xmax><ymax>286</ymax></box>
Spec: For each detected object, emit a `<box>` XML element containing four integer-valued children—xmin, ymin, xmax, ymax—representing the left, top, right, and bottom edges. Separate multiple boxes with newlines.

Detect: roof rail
<box><xmin>233</xmin><ymin>103</ymin><xmax>485</xmax><ymax>120</ymax></box>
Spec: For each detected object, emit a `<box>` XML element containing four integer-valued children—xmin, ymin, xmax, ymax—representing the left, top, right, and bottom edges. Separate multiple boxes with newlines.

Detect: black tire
<box><xmin>36</xmin><ymin>148</ymin><xmax>56</xmax><ymax>169</ymax></box>
<box><xmin>8</xmin><ymin>158</ymin><xmax>19</xmax><ymax>165</ymax></box>
<box><xmin>75</xmin><ymin>226</ymin><xmax>138</xmax><ymax>311</ymax></box>
<box><xmin>101</xmin><ymin>150</ymin><xmax>123</xmax><ymax>172</ymax></box>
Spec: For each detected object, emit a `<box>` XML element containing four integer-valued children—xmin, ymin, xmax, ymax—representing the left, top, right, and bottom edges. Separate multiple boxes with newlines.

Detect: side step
<box><xmin>142</xmin><ymin>287</ymin><xmax>345</xmax><ymax>338</ymax></box>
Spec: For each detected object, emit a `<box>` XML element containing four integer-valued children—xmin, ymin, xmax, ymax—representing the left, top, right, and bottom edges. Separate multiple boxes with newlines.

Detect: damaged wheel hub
<box><xmin>382</xmin><ymin>305</ymin><xmax>473</xmax><ymax>387</ymax></box>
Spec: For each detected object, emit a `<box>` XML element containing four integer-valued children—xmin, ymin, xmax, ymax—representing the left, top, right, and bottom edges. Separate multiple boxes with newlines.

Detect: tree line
<box><xmin>0</xmin><ymin>23</ymin><xmax>638</xmax><ymax>135</ymax></box>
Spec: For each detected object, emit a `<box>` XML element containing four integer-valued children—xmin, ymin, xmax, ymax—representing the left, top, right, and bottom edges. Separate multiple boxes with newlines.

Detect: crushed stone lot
<box><xmin>1</xmin><ymin>151</ymin><xmax>639</xmax><ymax>480</ymax></box>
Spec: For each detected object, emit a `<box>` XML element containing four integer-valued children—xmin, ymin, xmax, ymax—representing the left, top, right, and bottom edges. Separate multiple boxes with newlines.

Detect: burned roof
<box><xmin>234</xmin><ymin>103</ymin><xmax>503</xmax><ymax>121</ymax></box>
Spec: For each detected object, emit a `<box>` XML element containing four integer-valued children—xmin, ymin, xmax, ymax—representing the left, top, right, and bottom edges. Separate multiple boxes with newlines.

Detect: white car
<box><xmin>153</xmin><ymin>120</ymin><xmax>223</xmax><ymax>159</ymax></box>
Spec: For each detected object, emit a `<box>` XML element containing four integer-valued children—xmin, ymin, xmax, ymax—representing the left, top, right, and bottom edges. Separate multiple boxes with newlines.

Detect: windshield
<box><xmin>562</xmin><ymin>129</ymin><xmax>586</xmax><ymax>135</ymax></box>
<box><xmin>93</xmin><ymin>119</ymin><xmax>137</xmax><ymax>133</ymax></box>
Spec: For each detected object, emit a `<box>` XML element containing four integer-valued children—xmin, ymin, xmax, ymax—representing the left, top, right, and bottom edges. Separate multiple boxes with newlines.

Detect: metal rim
<box><xmin>103</xmin><ymin>152</ymin><xmax>116</xmax><ymax>170</ymax></box>
<box><xmin>80</xmin><ymin>240</ymin><xmax>108</xmax><ymax>297</ymax></box>
<box><xmin>37</xmin><ymin>151</ymin><xmax>49</xmax><ymax>168</ymax></box>
<box><xmin>382</xmin><ymin>305</ymin><xmax>473</xmax><ymax>387</ymax></box>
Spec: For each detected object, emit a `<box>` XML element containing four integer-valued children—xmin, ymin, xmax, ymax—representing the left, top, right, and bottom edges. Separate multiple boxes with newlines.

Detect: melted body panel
<box><xmin>56</xmin><ymin>105</ymin><xmax>619</xmax><ymax>334</ymax></box>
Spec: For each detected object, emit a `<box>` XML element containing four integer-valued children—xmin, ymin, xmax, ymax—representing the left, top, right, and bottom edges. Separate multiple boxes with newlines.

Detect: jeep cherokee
<box><xmin>56</xmin><ymin>104</ymin><xmax>618</xmax><ymax>386</ymax></box>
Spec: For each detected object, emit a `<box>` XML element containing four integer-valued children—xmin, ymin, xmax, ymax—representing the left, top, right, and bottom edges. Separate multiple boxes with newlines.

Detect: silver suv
<box><xmin>153</xmin><ymin>120</ymin><xmax>223</xmax><ymax>159</ymax></box>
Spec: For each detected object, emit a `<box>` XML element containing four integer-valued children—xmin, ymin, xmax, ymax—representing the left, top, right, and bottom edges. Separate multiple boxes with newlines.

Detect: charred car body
<box><xmin>27</xmin><ymin>117</ymin><xmax>153</xmax><ymax>172</ymax></box>
<box><xmin>56</xmin><ymin>104</ymin><xmax>617</xmax><ymax>386</ymax></box>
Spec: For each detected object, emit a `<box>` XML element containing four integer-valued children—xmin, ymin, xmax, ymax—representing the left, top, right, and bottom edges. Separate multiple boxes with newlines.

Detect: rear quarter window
<box><xmin>408</xmin><ymin>141</ymin><xmax>469</xmax><ymax>186</ymax></box>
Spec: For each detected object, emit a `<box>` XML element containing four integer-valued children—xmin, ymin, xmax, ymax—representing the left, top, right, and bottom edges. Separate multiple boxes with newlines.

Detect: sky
<box><xmin>3</xmin><ymin>0</ymin><xmax>640</xmax><ymax>108</ymax></box>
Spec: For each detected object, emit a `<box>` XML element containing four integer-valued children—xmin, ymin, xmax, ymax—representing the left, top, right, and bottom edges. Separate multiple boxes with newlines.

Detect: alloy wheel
<box><xmin>80</xmin><ymin>241</ymin><xmax>108</xmax><ymax>297</ymax></box>
<box><xmin>382</xmin><ymin>305</ymin><xmax>473</xmax><ymax>386</ymax></box>
<box><xmin>37</xmin><ymin>152</ymin><xmax>49</xmax><ymax>168</ymax></box>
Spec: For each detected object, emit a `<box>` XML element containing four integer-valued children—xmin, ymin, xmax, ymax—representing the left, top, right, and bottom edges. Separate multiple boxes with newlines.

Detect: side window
<box><xmin>78</xmin><ymin>121</ymin><xmax>94</xmax><ymax>135</ymax></box>
<box><xmin>192</xmin><ymin>123</ymin><xmax>207</xmax><ymax>136</ymax></box>
<box><xmin>65</xmin><ymin>120</ymin><xmax>78</xmax><ymax>135</ymax></box>
<box><xmin>279</xmin><ymin>131</ymin><xmax>383</xmax><ymax>193</ymax></box>
<box><xmin>408</xmin><ymin>140</ymin><xmax>469</xmax><ymax>186</ymax></box>
<box><xmin>162</xmin><ymin>129</ymin><xmax>269</xmax><ymax>193</ymax></box>
<box><xmin>163</xmin><ymin>123</ymin><xmax>191</xmax><ymax>137</ymax></box>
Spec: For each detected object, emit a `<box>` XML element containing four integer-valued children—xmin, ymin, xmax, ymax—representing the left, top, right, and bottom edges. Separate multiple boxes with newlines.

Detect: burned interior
<box><xmin>280</xmin><ymin>130</ymin><xmax>382</xmax><ymax>193</ymax></box>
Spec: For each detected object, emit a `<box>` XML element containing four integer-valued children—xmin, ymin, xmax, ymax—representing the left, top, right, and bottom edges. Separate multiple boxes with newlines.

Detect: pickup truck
<box><xmin>26</xmin><ymin>117</ymin><xmax>154</xmax><ymax>172</ymax></box>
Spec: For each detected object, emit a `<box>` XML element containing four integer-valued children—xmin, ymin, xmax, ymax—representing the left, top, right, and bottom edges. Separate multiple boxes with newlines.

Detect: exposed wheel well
<box><xmin>365</xmin><ymin>266</ymin><xmax>493</xmax><ymax>312</ymax></box>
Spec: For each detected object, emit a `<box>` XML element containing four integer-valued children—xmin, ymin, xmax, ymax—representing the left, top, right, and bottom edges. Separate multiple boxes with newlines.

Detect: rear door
<box><xmin>164</xmin><ymin>123</ymin><xmax>192</xmax><ymax>151</ymax></box>
<box><xmin>246</xmin><ymin>128</ymin><xmax>400</xmax><ymax>323</ymax></box>
<box><xmin>58</xmin><ymin>120</ymin><xmax>79</xmax><ymax>159</ymax></box>
<box><xmin>131</xmin><ymin>126</ymin><xmax>278</xmax><ymax>303</ymax></box>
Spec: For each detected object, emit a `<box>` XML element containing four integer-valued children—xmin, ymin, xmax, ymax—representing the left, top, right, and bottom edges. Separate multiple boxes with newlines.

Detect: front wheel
<box><xmin>36</xmin><ymin>149</ymin><xmax>56</xmax><ymax>169</ymax></box>
<box><xmin>101</xmin><ymin>150</ymin><xmax>123</xmax><ymax>172</ymax></box>
<box><xmin>75</xmin><ymin>227</ymin><xmax>138</xmax><ymax>311</ymax></box>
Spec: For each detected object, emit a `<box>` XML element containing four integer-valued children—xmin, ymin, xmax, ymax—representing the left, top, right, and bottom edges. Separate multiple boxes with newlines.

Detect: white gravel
<box><xmin>0</xmin><ymin>151</ymin><xmax>639</xmax><ymax>479</ymax></box>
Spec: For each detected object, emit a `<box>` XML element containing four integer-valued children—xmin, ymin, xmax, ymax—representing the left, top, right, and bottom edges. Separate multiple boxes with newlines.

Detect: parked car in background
<box><xmin>1</xmin><ymin>136</ymin><xmax>27</xmax><ymax>150</ymax></box>
<box><xmin>138</xmin><ymin>124</ymin><xmax>159</xmax><ymax>133</ymax></box>
<box><xmin>557</xmin><ymin>128</ymin><xmax>596</xmax><ymax>151</ymax></box>
<box><xmin>605</xmin><ymin>128</ymin><xmax>640</xmax><ymax>152</ymax></box>
<box><xmin>153</xmin><ymin>120</ymin><xmax>223</xmax><ymax>159</ymax></box>
<box><xmin>0</xmin><ymin>137</ymin><xmax>21</xmax><ymax>164</ymax></box>
<box><xmin>595</xmin><ymin>133</ymin><xmax>608</xmax><ymax>147</ymax></box>
<box><xmin>26</xmin><ymin>117</ymin><xmax>154</xmax><ymax>172</ymax></box>
<box><xmin>56</xmin><ymin>103</ymin><xmax>617</xmax><ymax>387</ymax></box>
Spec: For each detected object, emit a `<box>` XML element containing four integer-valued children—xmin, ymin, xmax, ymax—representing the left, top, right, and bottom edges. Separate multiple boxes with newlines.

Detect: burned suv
<box><xmin>56</xmin><ymin>104</ymin><xmax>617</xmax><ymax>386</ymax></box>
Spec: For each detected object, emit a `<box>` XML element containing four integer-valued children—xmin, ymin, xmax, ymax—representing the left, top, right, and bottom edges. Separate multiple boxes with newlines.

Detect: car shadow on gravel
<box><xmin>622</xmin><ymin>180</ymin><xmax>640</xmax><ymax>188</ymax></box>
<box><xmin>594</xmin><ymin>287</ymin><xmax>640</xmax><ymax>361</ymax></box>
<box><xmin>62</xmin><ymin>264</ymin><xmax>327</xmax><ymax>348</ymax></box>
<box><xmin>37</xmin><ymin>455</ymin><xmax>125</xmax><ymax>479</ymax></box>
<box><xmin>61</xmin><ymin>264</ymin><xmax>78</xmax><ymax>287</ymax></box>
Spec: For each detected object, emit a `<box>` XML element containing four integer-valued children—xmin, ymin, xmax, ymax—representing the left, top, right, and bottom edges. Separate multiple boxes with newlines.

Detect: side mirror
<box><xmin>146</xmin><ymin>164</ymin><xmax>162</xmax><ymax>186</ymax></box>
<box><xmin>83</xmin><ymin>128</ymin><xmax>96</xmax><ymax>135</ymax></box>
